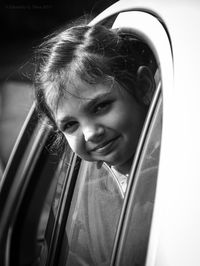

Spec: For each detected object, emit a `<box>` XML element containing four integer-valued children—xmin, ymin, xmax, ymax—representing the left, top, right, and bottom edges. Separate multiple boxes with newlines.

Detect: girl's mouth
<box><xmin>91</xmin><ymin>136</ymin><xmax>120</xmax><ymax>155</ymax></box>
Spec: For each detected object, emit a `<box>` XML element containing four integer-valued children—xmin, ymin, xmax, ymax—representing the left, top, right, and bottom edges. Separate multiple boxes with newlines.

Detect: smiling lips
<box><xmin>90</xmin><ymin>136</ymin><xmax>120</xmax><ymax>155</ymax></box>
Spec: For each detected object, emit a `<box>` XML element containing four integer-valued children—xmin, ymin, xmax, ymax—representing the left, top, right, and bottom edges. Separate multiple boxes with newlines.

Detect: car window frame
<box><xmin>0</xmin><ymin>105</ymin><xmax>53</xmax><ymax>265</ymax></box>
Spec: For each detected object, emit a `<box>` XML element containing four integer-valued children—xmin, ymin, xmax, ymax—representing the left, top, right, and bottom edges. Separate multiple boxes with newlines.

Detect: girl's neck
<box><xmin>112</xmin><ymin>157</ymin><xmax>133</xmax><ymax>176</ymax></box>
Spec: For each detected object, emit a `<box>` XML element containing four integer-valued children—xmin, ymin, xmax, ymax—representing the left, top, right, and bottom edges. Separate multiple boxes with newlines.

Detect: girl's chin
<box><xmin>81</xmin><ymin>151</ymin><xmax>134</xmax><ymax>172</ymax></box>
<box><xmin>107</xmin><ymin>155</ymin><xmax>134</xmax><ymax>173</ymax></box>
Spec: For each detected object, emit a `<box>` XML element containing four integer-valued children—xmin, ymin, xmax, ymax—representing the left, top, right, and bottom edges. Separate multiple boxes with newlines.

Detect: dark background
<box><xmin>0</xmin><ymin>0</ymin><xmax>117</xmax><ymax>81</ymax></box>
<box><xmin>0</xmin><ymin>0</ymin><xmax>117</xmax><ymax>172</ymax></box>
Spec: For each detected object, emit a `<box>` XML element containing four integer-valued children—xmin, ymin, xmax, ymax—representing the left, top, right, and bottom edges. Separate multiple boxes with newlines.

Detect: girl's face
<box><xmin>54</xmin><ymin>79</ymin><xmax>147</xmax><ymax>174</ymax></box>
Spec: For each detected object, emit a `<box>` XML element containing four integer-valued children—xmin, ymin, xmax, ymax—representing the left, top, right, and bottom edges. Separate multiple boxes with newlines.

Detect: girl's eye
<box><xmin>94</xmin><ymin>100</ymin><xmax>112</xmax><ymax>114</ymax></box>
<box><xmin>63</xmin><ymin>121</ymin><xmax>79</xmax><ymax>134</ymax></box>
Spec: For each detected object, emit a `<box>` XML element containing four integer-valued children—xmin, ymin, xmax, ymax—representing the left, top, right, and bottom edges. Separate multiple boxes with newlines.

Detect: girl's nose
<box><xmin>83</xmin><ymin>125</ymin><xmax>105</xmax><ymax>142</ymax></box>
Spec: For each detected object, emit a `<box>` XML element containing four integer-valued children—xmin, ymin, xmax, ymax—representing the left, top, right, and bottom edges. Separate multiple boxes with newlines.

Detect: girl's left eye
<box><xmin>94</xmin><ymin>101</ymin><xmax>112</xmax><ymax>114</ymax></box>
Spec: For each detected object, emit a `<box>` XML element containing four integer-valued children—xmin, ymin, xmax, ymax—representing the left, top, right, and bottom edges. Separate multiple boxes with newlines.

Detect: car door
<box><xmin>0</xmin><ymin>3</ymin><xmax>173</xmax><ymax>266</ymax></box>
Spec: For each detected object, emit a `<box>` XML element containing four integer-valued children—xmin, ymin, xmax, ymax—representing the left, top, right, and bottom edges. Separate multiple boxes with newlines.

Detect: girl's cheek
<box><xmin>105</xmin><ymin>106</ymin><xmax>127</xmax><ymax>129</ymax></box>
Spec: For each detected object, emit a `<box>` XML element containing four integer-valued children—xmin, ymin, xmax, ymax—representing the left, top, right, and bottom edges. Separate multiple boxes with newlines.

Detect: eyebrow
<box><xmin>84</xmin><ymin>92</ymin><xmax>112</xmax><ymax>111</ymax></box>
<box><xmin>57</xmin><ymin>92</ymin><xmax>112</xmax><ymax>129</ymax></box>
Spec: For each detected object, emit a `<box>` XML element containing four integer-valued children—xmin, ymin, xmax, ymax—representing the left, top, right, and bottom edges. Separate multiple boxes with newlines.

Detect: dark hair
<box><xmin>34</xmin><ymin>22</ymin><xmax>157</xmax><ymax>150</ymax></box>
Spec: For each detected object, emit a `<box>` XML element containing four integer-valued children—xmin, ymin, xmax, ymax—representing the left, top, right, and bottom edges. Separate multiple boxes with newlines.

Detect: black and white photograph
<box><xmin>0</xmin><ymin>0</ymin><xmax>200</xmax><ymax>265</ymax></box>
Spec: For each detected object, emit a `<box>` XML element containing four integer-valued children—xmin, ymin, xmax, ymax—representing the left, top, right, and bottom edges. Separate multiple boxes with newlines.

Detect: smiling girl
<box><xmin>35</xmin><ymin>22</ymin><xmax>157</xmax><ymax>265</ymax></box>
<box><xmin>35</xmin><ymin>24</ymin><xmax>156</xmax><ymax>173</ymax></box>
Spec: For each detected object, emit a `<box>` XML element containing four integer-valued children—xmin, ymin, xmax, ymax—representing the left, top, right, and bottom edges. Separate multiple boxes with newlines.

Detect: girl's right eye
<box><xmin>63</xmin><ymin>121</ymin><xmax>79</xmax><ymax>134</ymax></box>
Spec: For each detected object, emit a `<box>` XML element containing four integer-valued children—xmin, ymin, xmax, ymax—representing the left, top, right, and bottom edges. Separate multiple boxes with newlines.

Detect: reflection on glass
<box><xmin>65</xmin><ymin>161</ymin><xmax>125</xmax><ymax>265</ymax></box>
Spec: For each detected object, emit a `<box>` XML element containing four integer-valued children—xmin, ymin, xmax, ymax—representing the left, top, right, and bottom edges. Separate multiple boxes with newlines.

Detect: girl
<box><xmin>35</xmin><ymin>22</ymin><xmax>157</xmax><ymax>265</ymax></box>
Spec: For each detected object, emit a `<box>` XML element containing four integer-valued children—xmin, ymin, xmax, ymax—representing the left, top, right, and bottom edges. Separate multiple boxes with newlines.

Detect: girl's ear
<box><xmin>136</xmin><ymin>66</ymin><xmax>156</xmax><ymax>105</ymax></box>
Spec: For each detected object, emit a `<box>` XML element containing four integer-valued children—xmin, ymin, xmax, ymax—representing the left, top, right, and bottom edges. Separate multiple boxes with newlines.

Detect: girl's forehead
<box><xmin>63</xmin><ymin>79</ymin><xmax>116</xmax><ymax>100</ymax></box>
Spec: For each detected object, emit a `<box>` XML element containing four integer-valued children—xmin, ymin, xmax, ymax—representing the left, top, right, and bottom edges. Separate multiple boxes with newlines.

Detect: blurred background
<box><xmin>0</xmin><ymin>0</ymin><xmax>117</xmax><ymax>175</ymax></box>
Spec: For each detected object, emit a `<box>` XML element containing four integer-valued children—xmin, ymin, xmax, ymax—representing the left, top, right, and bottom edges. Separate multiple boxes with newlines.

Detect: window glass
<box><xmin>64</xmin><ymin>161</ymin><xmax>125</xmax><ymax>265</ymax></box>
<box><xmin>118</xmin><ymin>95</ymin><xmax>162</xmax><ymax>266</ymax></box>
